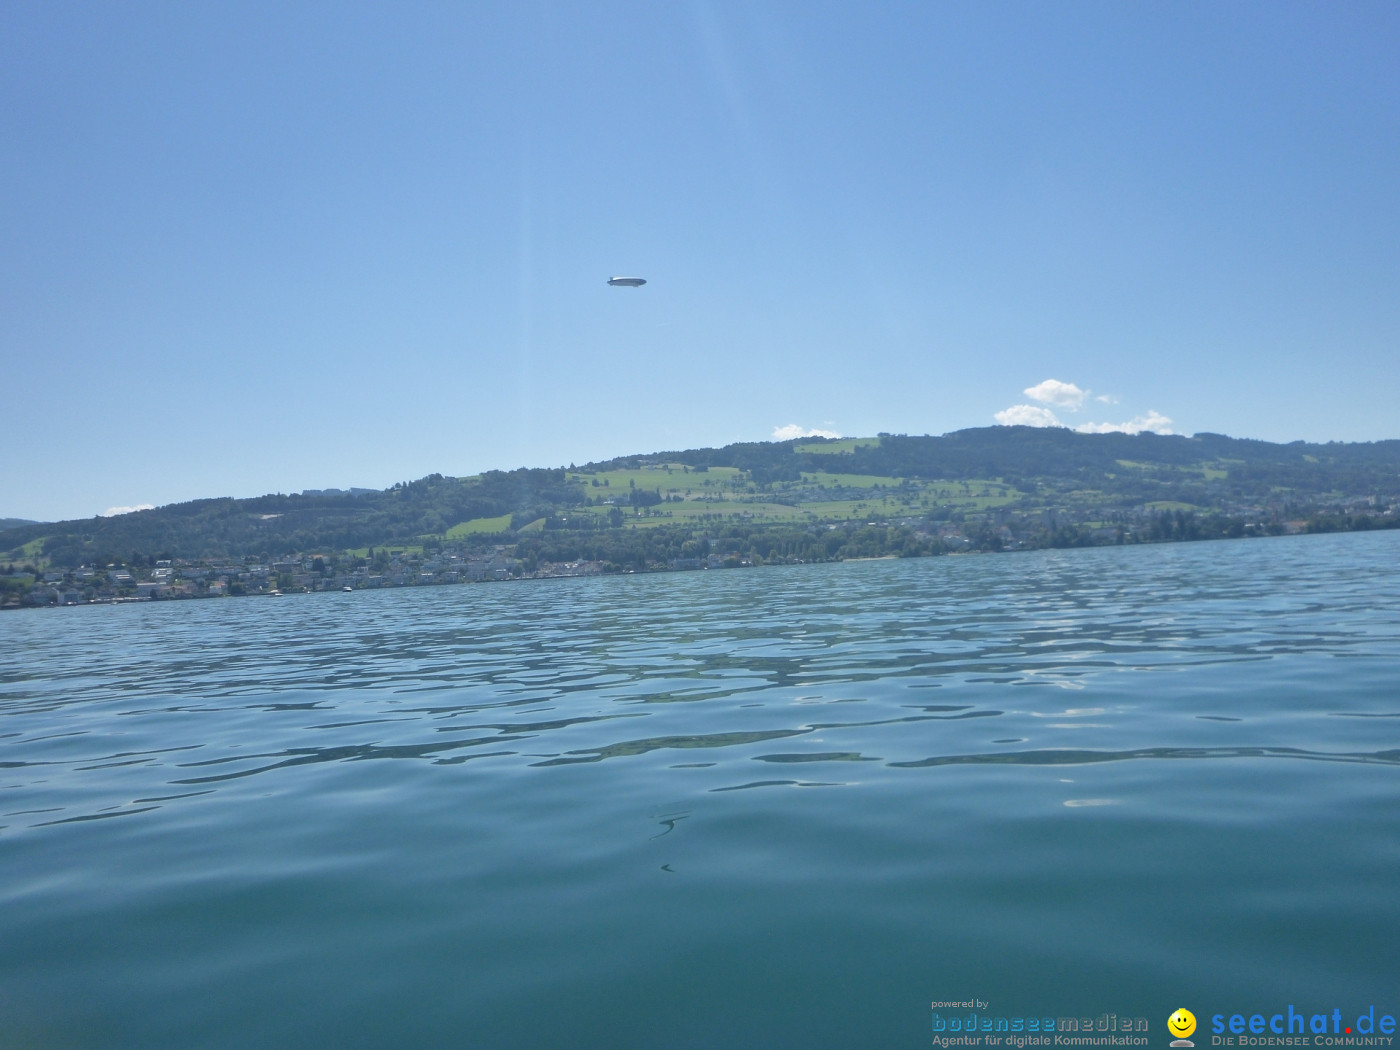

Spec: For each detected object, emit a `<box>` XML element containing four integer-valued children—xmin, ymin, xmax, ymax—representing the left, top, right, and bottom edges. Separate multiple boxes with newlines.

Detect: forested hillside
<box><xmin>5</xmin><ymin>427</ymin><xmax>1398</xmax><ymax>573</ymax></box>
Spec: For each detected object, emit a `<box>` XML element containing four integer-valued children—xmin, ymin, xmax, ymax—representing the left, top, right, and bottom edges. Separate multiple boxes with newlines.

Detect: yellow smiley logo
<box><xmin>1169</xmin><ymin>1010</ymin><xmax>1197</xmax><ymax>1039</ymax></box>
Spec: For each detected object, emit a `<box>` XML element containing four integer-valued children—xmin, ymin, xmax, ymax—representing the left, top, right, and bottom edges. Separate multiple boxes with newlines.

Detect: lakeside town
<box><xmin>6</xmin><ymin>486</ymin><xmax>1396</xmax><ymax>610</ymax></box>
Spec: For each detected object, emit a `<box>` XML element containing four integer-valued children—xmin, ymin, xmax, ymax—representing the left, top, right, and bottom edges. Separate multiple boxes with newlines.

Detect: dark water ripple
<box><xmin>2</xmin><ymin>531</ymin><xmax>1398</xmax><ymax>1048</ymax></box>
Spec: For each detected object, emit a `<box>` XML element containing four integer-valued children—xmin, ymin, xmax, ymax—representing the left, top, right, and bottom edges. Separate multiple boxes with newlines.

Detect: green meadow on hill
<box><xmin>4</xmin><ymin>427</ymin><xmax>1399</xmax><ymax>575</ymax></box>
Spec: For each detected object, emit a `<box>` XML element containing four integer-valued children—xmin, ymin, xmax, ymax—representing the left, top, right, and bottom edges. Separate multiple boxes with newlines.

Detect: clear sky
<box><xmin>4</xmin><ymin>2</ymin><xmax>1397</xmax><ymax>522</ymax></box>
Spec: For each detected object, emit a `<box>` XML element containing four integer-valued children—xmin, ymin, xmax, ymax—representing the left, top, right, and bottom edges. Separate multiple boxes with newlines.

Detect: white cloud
<box><xmin>993</xmin><ymin>404</ymin><xmax>1064</xmax><ymax>428</ymax></box>
<box><xmin>997</xmin><ymin>379</ymin><xmax>1173</xmax><ymax>435</ymax></box>
<box><xmin>1023</xmin><ymin>379</ymin><xmax>1087</xmax><ymax>410</ymax></box>
<box><xmin>1072</xmin><ymin>411</ymin><xmax>1173</xmax><ymax>436</ymax></box>
<box><xmin>773</xmin><ymin>423</ymin><xmax>841</xmax><ymax>441</ymax></box>
<box><xmin>100</xmin><ymin>504</ymin><xmax>154</xmax><ymax>517</ymax></box>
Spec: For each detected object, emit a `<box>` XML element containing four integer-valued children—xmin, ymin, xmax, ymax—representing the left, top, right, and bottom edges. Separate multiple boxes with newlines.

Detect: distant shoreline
<box><xmin>7</xmin><ymin>524</ymin><xmax>1397</xmax><ymax>613</ymax></box>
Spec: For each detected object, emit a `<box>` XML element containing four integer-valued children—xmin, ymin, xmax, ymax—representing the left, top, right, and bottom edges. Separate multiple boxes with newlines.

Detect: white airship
<box><xmin>607</xmin><ymin>276</ymin><xmax>647</xmax><ymax>287</ymax></box>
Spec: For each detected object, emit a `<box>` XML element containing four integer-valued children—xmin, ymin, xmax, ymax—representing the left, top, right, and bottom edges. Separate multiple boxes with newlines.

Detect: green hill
<box><xmin>4</xmin><ymin>427</ymin><xmax>1399</xmax><ymax>572</ymax></box>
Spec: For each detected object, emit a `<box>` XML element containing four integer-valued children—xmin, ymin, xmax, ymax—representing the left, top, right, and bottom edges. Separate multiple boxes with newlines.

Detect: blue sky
<box><xmin>4</xmin><ymin>2</ymin><xmax>1397</xmax><ymax>522</ymax></box>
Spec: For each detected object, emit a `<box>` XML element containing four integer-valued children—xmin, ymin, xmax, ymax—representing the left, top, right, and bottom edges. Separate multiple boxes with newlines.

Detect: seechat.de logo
<box><xmin>1169</xmin><ymin>1008</ymin><xmax>1198</xmax><ymax>1047</ymax></box>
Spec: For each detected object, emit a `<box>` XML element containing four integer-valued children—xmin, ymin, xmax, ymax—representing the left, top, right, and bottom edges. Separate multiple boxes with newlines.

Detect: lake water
<box><xmin>3</xmin><ymin>531</ymin><xmax>1398</xmax><ymax>1049</ymax></box>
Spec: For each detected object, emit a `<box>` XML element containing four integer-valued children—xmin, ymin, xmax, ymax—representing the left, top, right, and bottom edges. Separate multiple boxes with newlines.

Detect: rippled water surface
<box><xmin>3</xmin><ymin>531</ymin><xmax>1399</xmax><ymax>1048</ymax></box>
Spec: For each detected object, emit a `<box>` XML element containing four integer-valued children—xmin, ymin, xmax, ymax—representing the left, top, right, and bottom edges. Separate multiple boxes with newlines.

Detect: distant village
<box><xmin>6</xmin><ymin>483</ymin><xmax>1397</xmax><ymax>610</ymax></box>
<box><xmin>8</xmin><ymin>546</ymin><xmax>557</xmax><ymax>608</ymax></box>
<box><xmin>4</xmin><ymin>542</ymin><xmax>766</xmax><ymax>609</ymax></box>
